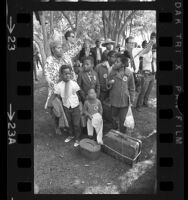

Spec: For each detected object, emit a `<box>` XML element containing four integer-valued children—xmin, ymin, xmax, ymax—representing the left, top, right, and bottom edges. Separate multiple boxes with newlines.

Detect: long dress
<box><xmin>44</xmin><ymin>55</ymin><xmax>66</xmax><ymax>109</ymax></box>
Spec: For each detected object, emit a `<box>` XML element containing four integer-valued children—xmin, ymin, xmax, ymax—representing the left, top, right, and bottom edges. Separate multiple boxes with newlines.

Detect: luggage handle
<box><xmin>103</xmin><ymin>143</ymin><xmax>142</xmax><ymax>163</ymax></box>
<box><xmin>112</xmin><ymin>130</ymin><xmax>142</xmax><ymax>146</ymax></box>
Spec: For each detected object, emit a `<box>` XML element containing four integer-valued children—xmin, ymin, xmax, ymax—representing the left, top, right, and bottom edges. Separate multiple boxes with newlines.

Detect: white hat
<box><xmin>102</xmin><ymin>38</ymin><xmax>115</xmax><ymax>47</ymax></box>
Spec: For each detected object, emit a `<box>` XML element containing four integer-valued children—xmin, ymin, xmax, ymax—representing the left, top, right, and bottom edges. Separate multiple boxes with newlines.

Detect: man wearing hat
<box><xmin>91</xmin><ymin>39</ymin><xmax>103</xmax><ymax>66</ymax></box>
<box><xmin>102</xmin><ymin>38</ymin><xmax>115</xmax><ymax>61</ymax></box>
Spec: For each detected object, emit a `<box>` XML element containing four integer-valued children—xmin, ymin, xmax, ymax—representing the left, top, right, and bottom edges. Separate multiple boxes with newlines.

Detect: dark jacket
<box><xmin>96</xmin><ymin>61</ymin><xmax>112</xmax><ymax>92</ymax></box>
<box><xmin>108</xmin><ymin>67</ymin><xmax>135</xmax><ymax>107</ymax></box>
<box><xmin>77</xmin><ymin>70</ymin><xmax>100</xmax><ymax>102</ymax></box>
<box><xmin>91</xmin><ymin>47</ymin><xmax>103</xmax><ymax>66</ymax></box>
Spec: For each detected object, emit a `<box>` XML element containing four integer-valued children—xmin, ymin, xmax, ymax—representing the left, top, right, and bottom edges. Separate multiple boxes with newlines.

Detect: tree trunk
<box><xmin>62</xmin><ymin>11</ymin><xmax>76</xmax><ymax>32</ymax></box>
<box><xmin>140</xmin><ymin>30</ymin><xmax>145</xmax><ymax>41</ymax></box>
<box><xmin>40</xmin><ymin>11</ymin><xmax>51</xmax><ymax>57</ymax></box>
<box><xmin>75</xmin><ymin>11</ymin><xmax>79</xmax><ymax>33</ymax></box>
<box><xmin>129</xmin><ymin>18</ymin><xmax>133</xmax><ymax>36</ymax></box>
<box><xmin>34</xmin><ymin>35</ymin><xmax>46</xmax><ymax>76</ymax></box>
<box><xmin>50</xmin><ymin>11</ymin><xmax>54</xmax><ymax>37</ymax></box>
<box><xmin>102</xmin><ymin>11</ymin><xmax>107</xmax><ymax>39</ymax></box>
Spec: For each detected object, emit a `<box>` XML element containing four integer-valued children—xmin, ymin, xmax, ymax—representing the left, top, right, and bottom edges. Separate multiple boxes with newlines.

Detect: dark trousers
<box><xmin>63</xmin><ymin>105</ymin><xmax>81</xmax><ymax>140</ymax></box>
<box><xmin>99</xmin><ymin>91</ymin><xmax>109</xmax><ymax>104</ymax></box>
<box><xmin>136</xmin><ymin>74</ymin><xmax>155</xmax><ymax>108</ymax></box>
<box><xmin>133</xmin><ymin>73</ymin><xmax>141</xmax><ymax>93</ymax></box>
<box><xmin>111</xmin><ymin>106</ymin><xmax>128</xmax><ymax>134</ymax></box>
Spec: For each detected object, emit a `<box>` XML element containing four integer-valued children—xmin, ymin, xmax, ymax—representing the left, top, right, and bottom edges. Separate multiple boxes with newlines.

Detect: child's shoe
<box><xmin>64</xmin><ymin>136</ymin><xmax>74</xmax><ymax>143</ymax></box>
<box><xmin>97</xmin><ymin>138</ymin><xmax>103</xmax><ymax>145</ymax></box>
<box><xmin>74</xmin><ymin>140</ymin><xmax>80</xmax><ymax>147</ymax></box>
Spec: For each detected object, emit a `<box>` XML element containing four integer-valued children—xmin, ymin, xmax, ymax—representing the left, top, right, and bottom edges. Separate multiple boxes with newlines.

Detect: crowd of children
<box><xmin>43</xmin><ymin>31</ymin><xmax>156</xmax><ymax>148</ymax></box>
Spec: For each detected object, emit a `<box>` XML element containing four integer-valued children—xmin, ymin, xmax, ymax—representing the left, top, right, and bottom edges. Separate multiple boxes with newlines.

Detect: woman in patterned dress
<box><xmin>44</xmin><ymin>40</ymin><xmax>66</xmax><ymax>135</ymax></box>
<box><xmin>62</xmin><ymin>30</ymin><xmax>85</xmax><ymax>79</ymax></box>
<box><xmin>44</xmin><ymin>33</ymin><xmax>85</xmax><ymax>134</ymax></box>
<box><xmin>45</xmin><ymin>36</ymin><xmax>82</xmax><ymax>107</ymax></box>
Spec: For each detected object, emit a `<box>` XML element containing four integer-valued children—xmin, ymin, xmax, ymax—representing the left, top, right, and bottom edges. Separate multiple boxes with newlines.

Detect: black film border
<box><xmin>6</xmin><ymin>0</ymin><xmax>184</xmax><ymax>199</ymax></box>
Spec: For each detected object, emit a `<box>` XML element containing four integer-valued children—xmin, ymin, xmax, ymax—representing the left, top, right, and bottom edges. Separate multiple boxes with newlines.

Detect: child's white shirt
<box><xmin>54</xmin><ymin>80</ymin><xmax>80</xmax><ymax>109</ymax></box>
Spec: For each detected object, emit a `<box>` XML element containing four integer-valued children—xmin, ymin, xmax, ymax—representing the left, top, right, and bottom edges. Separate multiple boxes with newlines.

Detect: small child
<box><xmin>54</xmin><ymin>64</ymin><xmax>81</xmax><ymax>147</ymax></box>
<box><xmin>77</xmin><ymin>56</ymin><xmax>100</xmax><ymax>103</ymax></box>
<box><xmin>95</xmin><ymin>50</ymin><xmax>117</xmax><ymax>103</ymax></box>
<box><xmin>107</xmin><ymin>53</ymin><xmax>135</xmax><ymax>134</ymax></box>
<box><xmin>83</xmin><ymin>88</ymin><xmax>103</xmax><ymax>144</ymax></box>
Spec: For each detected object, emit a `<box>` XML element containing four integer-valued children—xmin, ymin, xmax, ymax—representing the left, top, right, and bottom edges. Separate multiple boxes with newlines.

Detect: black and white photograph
<box><xmin>34</xmin><ymin>10</ymin><xmax>157</xmax><ymax>194</ymax></box>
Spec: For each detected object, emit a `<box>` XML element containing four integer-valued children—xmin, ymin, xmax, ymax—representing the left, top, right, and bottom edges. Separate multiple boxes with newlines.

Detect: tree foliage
<box><xmin>33</xmin><ymin>10</ymin><xmax>156</xmax><ymax>72</ymax></box>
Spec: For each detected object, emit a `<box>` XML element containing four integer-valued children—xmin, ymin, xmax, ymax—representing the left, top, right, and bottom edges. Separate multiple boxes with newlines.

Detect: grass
<box><xmin>34</xmin><ymin>75</ymin><xmax>156</xmax><ymax>194</ymax></box>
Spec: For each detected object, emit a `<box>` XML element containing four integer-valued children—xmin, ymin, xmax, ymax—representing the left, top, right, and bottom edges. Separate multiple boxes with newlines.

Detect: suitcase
<box><xmin>102</xmin><ymin>130</ymin><xmax>142</xmax><ymax>165</ymax></box>
<box><xmin>79</xmin><ymin>138</ymin><xmax>101</xmax><ymax>160</ymax></box>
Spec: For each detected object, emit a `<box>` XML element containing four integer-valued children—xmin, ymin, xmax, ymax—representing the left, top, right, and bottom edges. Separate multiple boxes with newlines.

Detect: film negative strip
<box><xmin>6</xmin><ymin>0</ymin><xmax>183</xmax><ymax>199</ymax></box>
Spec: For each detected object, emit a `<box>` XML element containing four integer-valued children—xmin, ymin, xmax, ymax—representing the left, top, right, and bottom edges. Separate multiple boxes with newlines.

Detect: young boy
<box><xmin>77</xmin><ymin>56</ymin><xmax>100</xmax><ymax>103</ymax></box>
<box><xmin>54</xmin><ymin>65</ymin><xmax>81</xmax><ymax>147</ymax></box>
<box><xmin>95</xmin><ymin>50</ymin><xmax>117</xmax><ymax>103</ymax></box>
<box><xmin>73</xmin><ymin>61</ymin><xmax>82</xmax><ymax>81</ymax></box>
<box><xmin>107</xmin><ymin>54</ymin><xmax>135</xmax><ymax>133</ymax></box>
<box><xmin>84</xmin><ymin>89</ymin><xmax>103</xmax><ymax>144</ymax></box>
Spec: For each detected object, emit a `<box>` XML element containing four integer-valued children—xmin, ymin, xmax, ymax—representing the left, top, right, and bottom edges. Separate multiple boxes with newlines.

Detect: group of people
<box><xmin>41</xmin><ymin>30</ymin><xmax>156</xmax><ymax>148</ymax></box>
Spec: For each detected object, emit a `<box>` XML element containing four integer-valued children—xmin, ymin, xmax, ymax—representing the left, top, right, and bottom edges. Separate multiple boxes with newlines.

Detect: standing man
<box><xmin>136</xmin><ymin>32</ymin><xmax>156</xmax><ymax>111</ymax></box>
<box><xmin>124</xmin><ymin>36</ymin><xmax>154</xmax><ymax>92</ymax></box>
<box><xmin>123</xmin><ymin>36</ymin><xmax>141</xmax><ymax>92</ymax></box>
<box><xmin>102</xmin><ymin>39</ymin><xmax>115</xmax><ymax>61</ymax></box>
<box><xmin>91</xmin><ymin>39</ymin><xmax>103</xmax><ymax>67</ymax></box>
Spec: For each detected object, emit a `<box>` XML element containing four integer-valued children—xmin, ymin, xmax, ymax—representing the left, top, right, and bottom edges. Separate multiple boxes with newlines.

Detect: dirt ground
<box><xmin>34</xmin><ymin>74</ymin><xmax>157</xmax><ymax>194</ymax></box>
